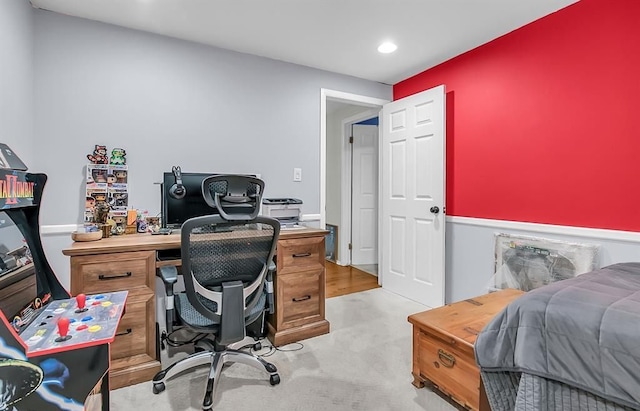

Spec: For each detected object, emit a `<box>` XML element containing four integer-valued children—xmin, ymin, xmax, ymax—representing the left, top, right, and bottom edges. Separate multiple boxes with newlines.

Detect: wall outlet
<box><xmin>293</xmin><ymin>168</ymin><xmax>302</xmax><ymax>182</ymax></box>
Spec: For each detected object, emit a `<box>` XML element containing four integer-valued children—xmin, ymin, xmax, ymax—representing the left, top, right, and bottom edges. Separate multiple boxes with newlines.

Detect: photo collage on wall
<box><xmin>84</xmin><ymin>163</ymin><xmax>128</xmax><ymax>229</ymax></box>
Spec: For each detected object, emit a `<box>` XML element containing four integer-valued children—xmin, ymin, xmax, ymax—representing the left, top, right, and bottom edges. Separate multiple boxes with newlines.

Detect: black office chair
<box><xmin>152</xmin><ymin>175</ymin><xmax>280</xmax><ymax>410</ymax></box>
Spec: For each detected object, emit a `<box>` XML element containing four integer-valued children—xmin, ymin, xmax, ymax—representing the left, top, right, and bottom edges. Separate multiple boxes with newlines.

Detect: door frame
<box><xmin>320</xmin><ymin>89</ymin><xmax>389</xmax><ymax>270</ymax></box>
<box><xmin>340</xmin><ymin>111</ymin><xmax>379</xmax><ymax>268</ymax></box>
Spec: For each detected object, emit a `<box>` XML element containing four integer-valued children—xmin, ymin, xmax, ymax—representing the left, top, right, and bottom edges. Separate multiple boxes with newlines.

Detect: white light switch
<box><xmin>293</xmin><ymin>168</ymin><xmax>302</xmax><ymax>182</ymax></box>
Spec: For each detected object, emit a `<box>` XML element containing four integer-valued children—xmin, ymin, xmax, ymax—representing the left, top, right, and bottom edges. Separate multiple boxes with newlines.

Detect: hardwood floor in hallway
<box><xmin>325</xmin><ymin>261</ymin><xmax>380</xmax><ymax>298</ymax></box>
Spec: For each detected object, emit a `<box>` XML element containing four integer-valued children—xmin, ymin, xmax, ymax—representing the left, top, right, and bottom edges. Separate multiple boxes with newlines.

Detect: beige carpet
<box><xmin>111</xmin><ymin>288</ymin><xmax>456</xmax><ymax>411</ymax></box>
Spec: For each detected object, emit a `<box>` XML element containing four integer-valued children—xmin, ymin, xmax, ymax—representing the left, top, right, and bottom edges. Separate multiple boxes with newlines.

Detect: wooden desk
<box><xmin>62</xmin><ymin>227</ymin><xmax>330</xmax><ymax>389</ymax></box>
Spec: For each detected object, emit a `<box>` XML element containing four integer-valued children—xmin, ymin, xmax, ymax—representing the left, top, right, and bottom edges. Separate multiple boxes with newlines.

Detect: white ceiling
<box><xmin>30</xmin><ymin>0</ymin><xmax>578</xmax><ymax>85</ymax></box>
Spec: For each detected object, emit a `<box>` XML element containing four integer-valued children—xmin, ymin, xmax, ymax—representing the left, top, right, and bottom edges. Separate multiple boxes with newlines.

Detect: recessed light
<box><xmin>378</xmin><ymin>42</ymin><xmax>397</xmax><ymax>54</ymax></box>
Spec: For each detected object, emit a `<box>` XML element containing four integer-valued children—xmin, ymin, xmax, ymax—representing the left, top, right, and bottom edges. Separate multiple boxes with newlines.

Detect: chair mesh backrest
<box><xmin>204</xmin><ymin>180</ymin><xmax>228</xmax><ymax>197</ymax></box>
<box><xmin>186</xmin><ymin>222</ymin><xmax>276</xmax><ymax>288</ymax></box>
<box><xmin>202</xmin><ymin>175</ymin><xmax>262</xmax><ymax>221</ymax></box>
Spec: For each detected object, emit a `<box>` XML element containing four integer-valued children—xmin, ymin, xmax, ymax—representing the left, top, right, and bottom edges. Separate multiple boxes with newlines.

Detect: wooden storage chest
<box><xmin>408</xmin><ymin>289</ymin><xmax>524</xmax><ymax>411</ymax></box>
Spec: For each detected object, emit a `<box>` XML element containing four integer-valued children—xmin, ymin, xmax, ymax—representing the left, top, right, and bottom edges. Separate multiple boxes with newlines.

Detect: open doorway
<box><xmin>320</xmin><ymin>89</ymin><xmax>389</xmax><ymax>294</ymax></box>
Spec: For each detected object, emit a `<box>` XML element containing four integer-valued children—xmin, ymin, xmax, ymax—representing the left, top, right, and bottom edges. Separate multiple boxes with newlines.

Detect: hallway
<box><xmin>325</xmin><ymin>261</ymin><xmax>380</xmax><ymax>298</ymax></box>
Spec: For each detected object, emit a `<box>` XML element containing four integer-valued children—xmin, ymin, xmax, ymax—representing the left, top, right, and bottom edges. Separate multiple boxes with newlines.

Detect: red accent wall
<box><xmin>394</xmin><ymin>0</ymin><xmax>640</xmax><ymax>232</ymax></box>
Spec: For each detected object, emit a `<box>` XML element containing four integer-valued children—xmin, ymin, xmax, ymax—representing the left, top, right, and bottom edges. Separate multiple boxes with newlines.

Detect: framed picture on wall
<box><xmin>325</xmin><ymin>224</ymin><xmax>338</xmax><ymax>262</ymax></box>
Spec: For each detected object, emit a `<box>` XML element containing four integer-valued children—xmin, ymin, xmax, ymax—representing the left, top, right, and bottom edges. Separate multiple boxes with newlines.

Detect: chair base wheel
<box><xmin>152</xmin><ymin>382</ymin><xmax>165</xmax><ymax>394</ymax></box>
<box><xmin>270</xmin><ymin>374</ymin><xmax>280</xmax><ymax>386</ymax></box>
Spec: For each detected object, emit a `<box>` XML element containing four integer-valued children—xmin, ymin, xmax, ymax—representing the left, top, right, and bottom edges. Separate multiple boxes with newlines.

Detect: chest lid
<box><xmin>408</xmin><ymin>288</ymin><xmax>524</xmax><ymax>346</ymax></box>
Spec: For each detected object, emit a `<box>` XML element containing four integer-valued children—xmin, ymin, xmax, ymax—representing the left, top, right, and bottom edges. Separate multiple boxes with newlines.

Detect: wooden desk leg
<box><xmin>479</xmin><ymin>377</ymin><xmax>491</xmax><ymax>411</ymax></box>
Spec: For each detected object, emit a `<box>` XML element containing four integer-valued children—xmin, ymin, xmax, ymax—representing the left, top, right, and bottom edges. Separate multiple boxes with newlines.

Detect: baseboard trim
<box><xmin>446</xmin><ymin>216</ymin><xmax>640</xmax><ymax>243</ymax></box>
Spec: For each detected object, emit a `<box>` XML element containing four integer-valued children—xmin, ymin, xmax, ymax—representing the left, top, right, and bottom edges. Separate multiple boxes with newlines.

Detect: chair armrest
<box><xmin>158</xmin><ymin>266</ymin><xmax>178</xmax><ymax>334</ymax></box>
<box><xmin>158</xmin><ymin>266</ymin><xmax>178</xmax><ymax>286</ymax></box>
<box><xmin>266</xmin><ymin>262</ymin><xmax>276</xmax><ymax>314</ymax></box>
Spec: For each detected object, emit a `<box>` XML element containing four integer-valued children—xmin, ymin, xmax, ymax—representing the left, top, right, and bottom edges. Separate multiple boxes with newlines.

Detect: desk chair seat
<box><xmin>174</xmin><ymin>291</ymin><xmax>266</xmax><ymax>329</ymax></box>
<box><xmin>152</xmin><ymin>182</ymin><xmax>281</xmax><ymax>411</ymax></box>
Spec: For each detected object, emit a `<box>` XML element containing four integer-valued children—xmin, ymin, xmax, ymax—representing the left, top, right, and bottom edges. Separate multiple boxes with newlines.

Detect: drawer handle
<box><xmin>292</xmin><ymin>295</ymin><xmax>311</xmax><ymax>302</ymax></box>
<box><xmin>438</xmin><ymin>349</ymin><xmax>456</xmax><ymax>368</ymax></box>
<box><xmin>98</xmin><ymin>272</ymin><xmax>132</xmax><ymax>280</ymax></box>
<box><xmin>116</xmin><ymin>328</ymin><xmax>132</xmax><ymax>337</ymax></box>
<box><xmin>292</xmin><ymin>253</ymin><xmax>311</xmax><ymax>258</ymax></box>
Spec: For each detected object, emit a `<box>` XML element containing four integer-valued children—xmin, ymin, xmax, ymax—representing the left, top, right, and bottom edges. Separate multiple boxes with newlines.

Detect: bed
<box><xmin>475</xmin><ymin>262</ymin><xmax>640</xmax><ymax>411</ymax></box>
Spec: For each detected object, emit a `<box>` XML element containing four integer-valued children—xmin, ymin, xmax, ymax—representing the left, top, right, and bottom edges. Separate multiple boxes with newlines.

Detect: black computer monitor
<box><xmin>160</xmin><ymin>171</ymin><xmax>257</xmax><ymax>229</ymax></box>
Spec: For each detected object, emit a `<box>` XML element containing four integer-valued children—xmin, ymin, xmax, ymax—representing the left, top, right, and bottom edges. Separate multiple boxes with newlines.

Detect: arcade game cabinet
<box><xmin>0</xmin><ymin>147</ymin><xmax>126</xmax><ymax>411</ymax></box>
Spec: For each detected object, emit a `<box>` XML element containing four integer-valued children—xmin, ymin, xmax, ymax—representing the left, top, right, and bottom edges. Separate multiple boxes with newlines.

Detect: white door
<box><xmin>380</xmin><ymin>85</ymin><xmax>446</xmax><ymax>308</ymax></box>
<box><xmin>351</xmin><ymin>124</ymin><xmax>378</xmax><ymax>265</ymax></box>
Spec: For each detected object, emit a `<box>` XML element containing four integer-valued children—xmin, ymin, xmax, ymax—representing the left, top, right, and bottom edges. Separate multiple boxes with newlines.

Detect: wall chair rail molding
<box><xmin>41</xmin><ymin>224</ymin><xmax>83</xmax><ymax>235</ymax></box>
<box><xmin>447</xmin><ymin>216</ymin><xmax>640</xmax><ymax>244</ymax></box>
<box><xmin>39</xmin><ymin>218</ymin><xmax>326</xmax><ymax>235</ymax></box>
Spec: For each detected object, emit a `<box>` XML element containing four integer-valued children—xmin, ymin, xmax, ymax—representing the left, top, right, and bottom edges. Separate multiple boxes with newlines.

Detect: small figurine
<box><xmin>137</xmin><ymin>219</ymin><xmax>148</xmax><ymax>233</ymax></box>
<box><xmin>114</xmin><ymin>169</ymin><xmax>127</xmax><ymax>184</ymax></box>
<box><xmin>87</xmin><ymin>145</ymin><xmax>108</xmax><ymax>164</ymax></box>
<box><xmin>145</xmin><ymin>216</ymin><xmax>160</xmax><ymax>233</ymax></box>
<box><xmin>92</xmin><ymin>192</ymin><xmax>110</xmax><ymax>224</ymax></box>
<box><xmin>110</xmin><ymin>148</ymin><xmax>127</xmax><ymax>165</ymax></box>
<box><xmin>137</xmin><ymin>211</ymin><xmax>149</xmax><ymax>233</ymax></box>
<box><xmin>91</xmin><ymin>169</ymin><xmax>108</xmax><ymax>184</ymax></box>
<box><xmin>113</xmin><ymin>192</ymin><xmax>128</xmax><ymax>207</ymax></box>
<box><xmin>106</xmin><ymin>174</ymin><xmax>117</xmax><ymax>187</ymax></box>
<box><xmin>112</xmin><ymin>216</ymin><xmax>127</xmax><ymax>235</ymax></box>
<box><xmin>85</xmin><ymin>196</ymin><xmax>95</xmax><ymax>212</ymax></box>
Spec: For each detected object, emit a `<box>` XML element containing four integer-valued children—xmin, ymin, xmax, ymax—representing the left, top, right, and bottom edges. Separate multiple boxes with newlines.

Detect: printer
<box><xmin>262</xmin><ymin>198</ymin><xmax>303</xmax><ymax>228</ymax></box>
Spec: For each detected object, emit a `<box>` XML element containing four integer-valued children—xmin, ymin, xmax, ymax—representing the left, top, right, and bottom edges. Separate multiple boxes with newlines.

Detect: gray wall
<box><xmin>33</xmin><ymin>10</ymin><xmax>392</xmax><ymax>226</ymax></box>
<box><xmin>0</xmin><ymin>0</ymin><xmax>35</xmax><ymax>165</ymax></box>
<box><xmin>29</xmin><ymin>10</ymin><xmax>390</xmax><ymax>288</ymax></box>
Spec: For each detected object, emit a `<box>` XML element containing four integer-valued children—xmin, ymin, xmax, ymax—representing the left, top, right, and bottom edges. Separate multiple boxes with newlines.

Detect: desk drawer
<box><xmin>111</xmin><ymin>294</ymin><xmax>154</xmax><ymax>360</ymax></box>
<box><xmin>277</xmin><ymin>237</ymin><xmax>324</xmax><ymax>274</ymax></box>
<box><xmin>278</xmin><ymin>269</ymin><xmax>323</xmax><ymax>328</ymax></box>
<box><xmin>71</xmin><ymin>251</ymin><xmax>155</xmax><ymax>295</ymax></box>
